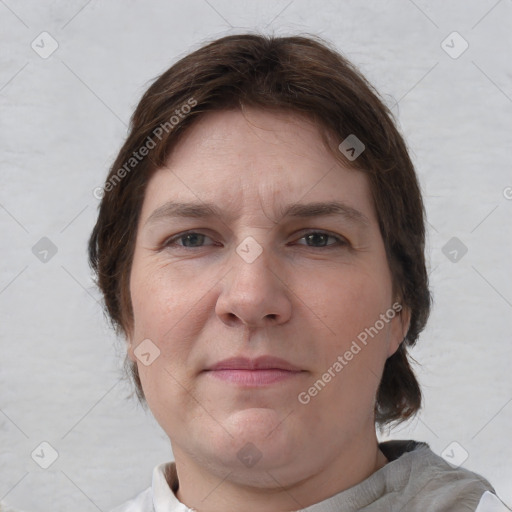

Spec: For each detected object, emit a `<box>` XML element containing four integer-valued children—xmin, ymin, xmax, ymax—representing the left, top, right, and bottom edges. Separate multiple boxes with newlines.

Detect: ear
<box><xmin>387</xmin><ymin>302</ymin><xmax>411</xmax><ymax>357</ymax></box>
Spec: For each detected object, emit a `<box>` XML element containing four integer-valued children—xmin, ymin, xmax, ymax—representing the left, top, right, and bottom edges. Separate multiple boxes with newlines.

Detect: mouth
<box><xmin>203</xmin><ymin>356</ymin><xmax>305</xmax><ymax>387</ymax></box>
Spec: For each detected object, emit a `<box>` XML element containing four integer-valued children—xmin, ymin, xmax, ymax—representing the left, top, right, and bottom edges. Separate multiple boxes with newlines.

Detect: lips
<box><xmin>206</xmin><ymin>356</ymin><xmax>302</xmax><ymax>372</ymax></box>
<box><xmin>204</xmin><ymin>356</ymin><xmax>304</xmax><ymax>386</ymax></box>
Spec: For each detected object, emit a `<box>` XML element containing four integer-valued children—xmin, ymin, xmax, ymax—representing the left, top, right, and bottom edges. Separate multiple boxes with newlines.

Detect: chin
<box><xmin>207</xmin><ymin>410</ymin><xmax>299</xmax><ymax>463</ymax></box>
<box><xmin>224</xmin><ymin>407</ymin><xmax>292</xmax><ymax>436</ymax></box>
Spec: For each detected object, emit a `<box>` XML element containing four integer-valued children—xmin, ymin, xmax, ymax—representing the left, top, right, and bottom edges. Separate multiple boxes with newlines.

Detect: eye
<box><xmin>295</xmin><ymin>231</ymin><xmax>347</xmax><ymax>248</ymax></box>
<box><xmin>163</xmin><ymin>231</ymin><xmax>216</xmax><ymax>248</ymax></box>
<box><xmin>161</xmin><ymin>230</ymin><xmax>347</xmax><ymax>250</ymax></box>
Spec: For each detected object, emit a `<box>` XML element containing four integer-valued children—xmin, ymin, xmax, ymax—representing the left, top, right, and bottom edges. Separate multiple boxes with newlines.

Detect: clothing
<box><xmin>110</xmin><ymin>440</ymin><xmax>510</xmax><ymax>512</ymax></box>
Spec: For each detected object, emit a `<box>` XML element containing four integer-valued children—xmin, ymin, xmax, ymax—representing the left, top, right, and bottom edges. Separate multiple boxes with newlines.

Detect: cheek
<box><xmin>308</xmin><ymin>267</ymin><xmax>394</xmax><ymax>402</ymax></box>
<box><xmin>128</xmin><ymin>259</ymin><xmax>216</xmax><ymax>408</ymax></box>
<box><xmin>299</xmin><ymin>272</ymin><xmax>393</xmax><ymax>422</ymax></box>
<box><xmin>309</xmin><ymin>265</ymin><xmax>393</xmax><ymax>347</ymax></box>
<box><xmin>130</xmin><ymin>260</ymin><xmax>210</xmax><ymax>342</ymax></box>
<box><xmin>136</xmin><ymin>358</ymin><xmax>194</xmax><ymax>438</ymax></box>
<box><xmin>130</xmin><ymin>269</ymin><xmax>201</xmax><ymax>423</ymax></box>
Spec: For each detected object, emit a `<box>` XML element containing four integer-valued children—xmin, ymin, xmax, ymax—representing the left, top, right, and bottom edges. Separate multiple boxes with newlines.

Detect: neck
<box><xmin>172</xmin><ymin>435</ymin><xmax>388</xmax><ymax>512</ymax></box>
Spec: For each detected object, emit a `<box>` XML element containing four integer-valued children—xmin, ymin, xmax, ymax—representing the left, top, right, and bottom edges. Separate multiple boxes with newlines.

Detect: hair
<box><xmin>88</xmin><ymin>33</ymin><xmax>431</xmax><ymax>427</ymax></box>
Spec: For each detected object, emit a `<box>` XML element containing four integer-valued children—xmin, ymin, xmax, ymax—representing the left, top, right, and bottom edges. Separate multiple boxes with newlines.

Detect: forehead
<box><xmin>140</xmin><ymin>108</ymin><xmax>376</xmax><ymax>224</ymax></box>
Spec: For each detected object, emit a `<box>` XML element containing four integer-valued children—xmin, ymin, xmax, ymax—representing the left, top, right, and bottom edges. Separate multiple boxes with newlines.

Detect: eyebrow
<box><xmin>144</xmin><ymin>200</ymin><xmax>370</xmax><ymax>227</ymax></box>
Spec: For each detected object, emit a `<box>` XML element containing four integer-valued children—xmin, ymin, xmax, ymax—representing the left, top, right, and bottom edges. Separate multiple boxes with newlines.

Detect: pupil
<box><xmin>307</xmin><ymin>233</ymin><xmax>328</xmax><ymax>246</ymax></box>
<box><xmin>183</xmin><ymin>233</ymin><xmax>204</xmax><ymax>247</ymax></box>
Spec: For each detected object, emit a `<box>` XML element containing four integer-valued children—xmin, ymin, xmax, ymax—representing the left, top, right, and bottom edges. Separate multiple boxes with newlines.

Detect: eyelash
<box><xmin>162</xmin><ymin>230</ymin><xmax>348</xmax><ymax>250</ymax></box>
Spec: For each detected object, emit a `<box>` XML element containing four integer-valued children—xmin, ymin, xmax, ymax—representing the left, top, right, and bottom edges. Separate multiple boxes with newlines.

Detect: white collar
<box><xmin>152</xmin><ymin>462</ymin><xmax>195</xmax><ymax>512</ymax></box>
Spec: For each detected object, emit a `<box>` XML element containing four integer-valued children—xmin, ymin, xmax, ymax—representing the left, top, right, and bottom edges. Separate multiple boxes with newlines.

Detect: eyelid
<box><xmin>293</xmin><ymin>229</ymin><xmax>349</xmax><ymax>247</ymax></box>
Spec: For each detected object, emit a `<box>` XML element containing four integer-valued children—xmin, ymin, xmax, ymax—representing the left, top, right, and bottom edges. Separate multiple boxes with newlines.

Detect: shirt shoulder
<box><xmin>377</xmin><ymin>439</ymin><xmax>504</xmax><ymax>512</ymax></box>
<box><xmin>475</xmin><ymin>491</ymin><xmax>512</xmax><ymax>512</ymax></box>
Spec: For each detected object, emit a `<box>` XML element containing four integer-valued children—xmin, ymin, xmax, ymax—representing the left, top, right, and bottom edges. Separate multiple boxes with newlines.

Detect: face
<box><xmin>128</xmin><ymin>108</ymin><xmax>408</xmax><ymax>485</ymax></box>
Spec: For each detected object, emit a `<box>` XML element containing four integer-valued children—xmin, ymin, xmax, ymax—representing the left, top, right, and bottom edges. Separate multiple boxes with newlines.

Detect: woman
<box><xmin>89</xmin><ymin>34</ymin><xmax>508</xmax><ymax>511</ymax></box>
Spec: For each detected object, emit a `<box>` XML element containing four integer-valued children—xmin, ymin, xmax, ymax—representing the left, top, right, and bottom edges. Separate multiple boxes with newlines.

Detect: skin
<box><xmin>127</xmin><ymin>108</ymin><xmax>410</xmax><ymax>512</ymax></box>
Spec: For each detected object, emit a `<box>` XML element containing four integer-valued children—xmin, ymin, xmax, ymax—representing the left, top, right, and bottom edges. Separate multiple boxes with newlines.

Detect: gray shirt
<box><xmin>111</xmin><ymin>440</ymin><xmax>509</xmax><ymax>511</ymax></box>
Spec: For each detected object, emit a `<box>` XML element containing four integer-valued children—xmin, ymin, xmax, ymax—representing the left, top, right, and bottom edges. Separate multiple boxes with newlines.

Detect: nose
<box><xmin>215</xmin><ymin>244</ymin><xmax>292</xmax><ymax>329</ymax></box>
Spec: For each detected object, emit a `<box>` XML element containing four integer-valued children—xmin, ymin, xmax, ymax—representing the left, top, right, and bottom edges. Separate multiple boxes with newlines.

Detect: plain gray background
<box><xmin>1</xmin><ymin>1</ymin><xmax>511</xmax><ymax>510</ymax></box>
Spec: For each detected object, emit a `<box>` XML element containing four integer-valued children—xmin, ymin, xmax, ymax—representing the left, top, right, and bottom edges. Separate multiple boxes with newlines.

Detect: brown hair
<box><xmin>88</xmin><ymin>33</ymin><xmax>431</xmax><ymax>426</ymax></box>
